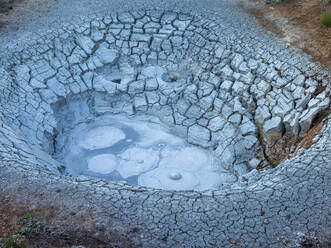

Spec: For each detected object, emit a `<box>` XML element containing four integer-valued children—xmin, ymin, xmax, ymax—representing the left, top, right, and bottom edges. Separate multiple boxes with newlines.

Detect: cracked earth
<box><xmin>0</xmin><ymin>0</ymin><xmax>330</xmax><ymax>247</ymax></box>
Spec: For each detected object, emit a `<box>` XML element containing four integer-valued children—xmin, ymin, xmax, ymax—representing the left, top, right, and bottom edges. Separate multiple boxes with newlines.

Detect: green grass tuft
<box><xmin>321</xmin><ymin>11</ymin><xmax>331</xmax><ymax>27</ymax></box>
<box><xmin>270</xmin><ymin>0</ymin><xmax>290</xmax><ymax>5</ymax></box>
<box><xmin>18</xmin><ymin>214</ymin><xmax>41</xmax><ymax>238</ymax></box>
<box><xmin>2</xmin><ymin>237</ymin><xmax>27</xmax><ymax>248</ymax></box>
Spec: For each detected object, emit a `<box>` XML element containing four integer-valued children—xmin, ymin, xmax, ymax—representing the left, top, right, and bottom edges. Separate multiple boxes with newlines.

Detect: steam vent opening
<box><xmin>0</xmin><ymin>6</ymin><xmax>330</xmax><ymax>247</ymax></box>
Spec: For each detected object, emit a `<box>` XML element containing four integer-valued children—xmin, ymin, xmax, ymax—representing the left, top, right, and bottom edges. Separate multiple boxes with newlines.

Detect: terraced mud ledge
<box><xmin>0</xmin><ymin>0</ymin><xmax>330</xmax><ymax>247</ymax></box>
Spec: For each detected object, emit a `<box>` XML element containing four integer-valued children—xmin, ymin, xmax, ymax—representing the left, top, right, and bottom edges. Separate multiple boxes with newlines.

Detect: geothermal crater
<box><xmin>0</xmin><ymin>7</ymin><xmax>330</xmax><ymax>247</ymax></box>
<box><xmin>0</xmin><ymin>10</ymin><xmax>329</xmax><ymax>189</ymax></box>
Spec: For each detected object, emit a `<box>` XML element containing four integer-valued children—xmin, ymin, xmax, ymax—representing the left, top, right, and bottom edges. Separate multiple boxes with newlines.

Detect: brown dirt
<box><xmin>291</xmin><ymin>108</ymin><xmax>331</xmax><ymax>158</ymax></box>
<box><xmin>259</xmin><ymin>107</ymin><xmax>330</xmax><ymax>167</ymax></box>
<box><xmin>0</xmin><ymin>197</ymin><xmax>134</xmax><ymax>248</ymax></box>
<box><xmin>240</xmin><ymin>0</ymin><xmax>331</xmax><ymax>71</ymax></box>
<box><xmin>239</xmin><ymin>0</ymin><xmax>331</xmax><ymax>166</ymax></box>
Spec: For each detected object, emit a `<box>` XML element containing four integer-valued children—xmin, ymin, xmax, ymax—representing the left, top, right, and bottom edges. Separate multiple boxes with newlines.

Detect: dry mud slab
<box><xmin>0</xmin><ymin>0</ymin><xmax>330</xmax><ymax>247</ymax></box>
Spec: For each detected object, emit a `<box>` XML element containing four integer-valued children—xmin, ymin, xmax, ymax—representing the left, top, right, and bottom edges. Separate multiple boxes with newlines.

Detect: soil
<box><xmin>239</xmin><ymin>0</ymin><xmax>331</xmax><ymax>166</ymax></box>
<box><xmin>240</xmin><ymin>0</ymin><xmax>331</xmax><ymax>71</ymax></box>
<box><xmin>0</xmin><ymin>197</ymin><xmax>134</xmax><ymax>248</ymax></box>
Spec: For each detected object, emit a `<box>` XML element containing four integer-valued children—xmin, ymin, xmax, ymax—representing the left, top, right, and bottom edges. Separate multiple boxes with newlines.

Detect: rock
<box><xmin>128</xmin><ymin>80</ymin><xmax>145</xmax><ymax>94</ymax></box>
<box><xmin>216</xmin><ymin>145</ymin><xmax>235</xmax><ymax>169</ymax></box>
<box><xmin>228</xmin><ymin>113</ymin><xmax>242</xmax><ymax>125</ymax></box>
<box><xmin>76</xmin><ymin>35</ymin><xmax>95</xmax><ymax>54</ymax></box>
<box><xmin>231</xmin><ymin>53</ymin><xmax>244</xmax><ymax>72</ymax></box>
<box><xmin>273</xmin><ymin>77</ymin><xmax>287</xmax><ymax>88</ymax></box>
<box><xmin>248</xmin><ymin>158</ymin><xmax>261</xmax><ymax>169</ymax></box>
<box><xmin>232</xmin><ymin>81</ymin><xmax>245</xmax><ymax>95</ymax></box>
<box><xmin>220</xmin><ymin>65</ymin><xmax>233</xmax><ymax>79</ymax></box>
<box><xmin>292</xmin><ymin>86</ymin><xmax>305</xmax><ymax>100</ymax></box>
<box><xmin>263</xmin><ymin>116</ymin><xmax>284</xmax><ymax>143</ymax></box>
<box><xmin>299</xmin><ymin>97</ymin><xmax>329</xmax><ymax>137</ymax></box>
<box><xmin>292</xmin><ymin>74</ymin><xmax>305</xmax><ymax>86</ymax></box>
<box><xmin>214</xmin><ymin>46</ymin><xmax>225</xmax><ymax>59</ymax></box>
<box><xmin>95</xmin><ymin>46</ymin><xmax>119</xmax><ymax>65</ymax></box>
<box><xmin>255</xmin><ymin>105</ymin><xmax>271</xmax><ymax>124</ymax></box>
<box><xmin>145</xmin><ymin>78</ymin><xmax>159</xmax><ymax>91</ymax></box>
<box><xmin>188</xmin><ymin>124</ymin><xmax>210</xmax><ymax>148</ymax></box>
<box><xmin>283</xmin><ymin>110</ymin><xmax>300</xmax><ymax>138</ymax></box>
<box><xmin>240</xmin><ymin>116</ymin><xmax>257</xmax><ymax>136</ymax></box>
<box><xmin>295</xmin><ymin>92</ymin><xmax>312</xmax><ymax>109</ymax></box>
<box><xmin>134</xmin><ymin>94</ymin><xmax>148</xmax><ymax>112</ymax></box>
<box><xmin>208</xmin><ymin>116</ymin><xmax>226</xmax><ymax>132</ymax></box>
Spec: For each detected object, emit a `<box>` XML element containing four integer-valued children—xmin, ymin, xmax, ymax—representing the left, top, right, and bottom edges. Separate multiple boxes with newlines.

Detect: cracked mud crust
<box><xmin>0</xmin><ymin>0</ymin><xmax>330</xmax><ymax>247</ymax></box>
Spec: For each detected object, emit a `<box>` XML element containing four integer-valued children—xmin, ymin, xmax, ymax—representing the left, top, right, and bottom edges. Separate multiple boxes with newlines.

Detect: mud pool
<box><xmin>60</xmin><ymin>114</ymin><xmax>236</xmax><ymax>191</ymax></box>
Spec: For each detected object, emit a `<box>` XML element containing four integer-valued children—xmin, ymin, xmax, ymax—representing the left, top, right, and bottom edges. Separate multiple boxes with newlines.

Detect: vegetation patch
<box><xmin>2</xmin><ymin>236</ymin><xmax>27</xmax><ymax>248</ymax></box>
<box><xmin>269</xmin><ymin>0</ymin><xmax>291</xmax><ymax>5</ymax></box>
<box><xmin>17</xmin><ymin>214</ymin><xmax>42</xmax><ymax>238</ymax></box>
<box><xmin>321</xmin><ymin>11</ymin><xmax>331</xmax><ymax>27</ymax></box>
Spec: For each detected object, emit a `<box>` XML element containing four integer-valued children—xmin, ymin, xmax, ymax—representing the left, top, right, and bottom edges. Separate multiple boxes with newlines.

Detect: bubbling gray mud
<box><xmin>59</xmin><ymin>113</ymin><xmax>235</xmax><ymax>191</ymax></box>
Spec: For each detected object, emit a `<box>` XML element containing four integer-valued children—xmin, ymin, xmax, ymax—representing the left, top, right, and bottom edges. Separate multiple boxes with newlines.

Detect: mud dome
<box><xmin>0</xmin><ymin>7</ymin><xmax>330</xmax><ymax>248</ymax></box>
